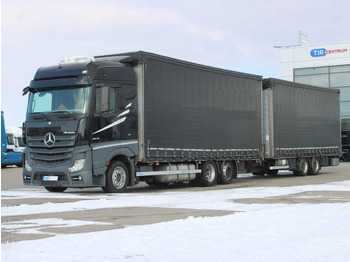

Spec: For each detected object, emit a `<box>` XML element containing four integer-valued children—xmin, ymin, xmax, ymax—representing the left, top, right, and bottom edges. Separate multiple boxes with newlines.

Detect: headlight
<box><xmin>25</xmin><ymin>160</ymin><xmax>32</xmax><ymax>171</ymax></box>
<box><xmin>68</xmin><ymin>159</ymin><xmax>85</xmax><ymax>172</ymax></box>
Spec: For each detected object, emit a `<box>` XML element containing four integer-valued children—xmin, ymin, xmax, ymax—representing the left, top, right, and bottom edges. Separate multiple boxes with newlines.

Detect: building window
<box><xmin>294</xmin><ymin>65</ymin><xmax>350</xmax><ymax>118</ymax></box>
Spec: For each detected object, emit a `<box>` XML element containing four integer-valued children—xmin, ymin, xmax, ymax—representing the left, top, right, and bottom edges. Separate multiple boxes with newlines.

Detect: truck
<box><xmin>341</xmin><ymin>118</ymin><xmax>350</xmax><ymax>161</ymax></box>
<box><xmin>1</xmin><ymin>111</ymin><xmax>23</xmax><ymax>167</ymax></box>
<box><xmin>6</xmin><ymin>127</ymin><xmax>25</xmax><ymax>153</ymax></box>
<box><xmin>22</xmin><ymin>51</ymin><xmax>341</xmax><ymax>193</ymax></box>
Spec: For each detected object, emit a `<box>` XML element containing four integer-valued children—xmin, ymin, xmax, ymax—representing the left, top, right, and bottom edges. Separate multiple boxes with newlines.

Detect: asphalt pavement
<box><xmin>2</xmin><ymin>163</ymin><xmax>350</xmax><ymax>243</ymax></box>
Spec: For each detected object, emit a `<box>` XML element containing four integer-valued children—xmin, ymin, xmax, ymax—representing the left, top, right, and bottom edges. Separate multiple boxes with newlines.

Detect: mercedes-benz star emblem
<box><xmin>44</xmin><ymin>132</ymin><xmax>56</xmax><ymax>148</ymax></box>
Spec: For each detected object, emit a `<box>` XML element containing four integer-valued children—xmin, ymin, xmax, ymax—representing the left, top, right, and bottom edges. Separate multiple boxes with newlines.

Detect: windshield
<box><xmin>16</xmin><ymin>137</ymin><xmax>25</xmax><ymax>147</ymax></box>
<box><xmin>27</xmin><ymin>86</ymin><xmax>91</xmax><ymax>115</ymax></box>
<box><xmin>7</xmin><ymin>134</ymin><xmax>14</xmax><ymax>145</ymax></box>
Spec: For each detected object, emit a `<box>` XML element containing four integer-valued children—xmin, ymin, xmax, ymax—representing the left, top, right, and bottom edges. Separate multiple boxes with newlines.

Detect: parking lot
<box><xmin>2</xmin><ymin>163</ymin><xmax>350</xmax><ymax>244</ymax></box>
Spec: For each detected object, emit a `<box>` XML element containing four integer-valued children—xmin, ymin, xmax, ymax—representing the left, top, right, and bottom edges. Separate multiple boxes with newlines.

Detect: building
<box><xmin>278</xmin><ymin>37</ymin><xmax>350</xmax><ymax>160</ymax></box>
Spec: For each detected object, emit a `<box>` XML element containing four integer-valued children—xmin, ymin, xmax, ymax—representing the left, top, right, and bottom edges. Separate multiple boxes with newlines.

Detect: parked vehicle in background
<box><xmin>341</xmin><ymin>118</ymin><xmax>350</xmax><ymax>161</ymax></box>
<box><xmin>1</xmin><ymin>111</ymin><xmax>23</xmax><ymax>167</ymax></box>
<box><xmin>22</xmin><ymin>52</ymin><xmax>341</xmax><ymax>192</ymax></box>
<box><xmin>6</xmin><ymin>127</ymin><xmax>25</xmax><ymax>153</ymax></box>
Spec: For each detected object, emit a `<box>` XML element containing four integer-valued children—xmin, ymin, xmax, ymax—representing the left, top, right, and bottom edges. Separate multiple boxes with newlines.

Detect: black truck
<box><xmin>22</xmin><ymin>51</ymin><xmax>341</xmax><ymax>193</ymax></box>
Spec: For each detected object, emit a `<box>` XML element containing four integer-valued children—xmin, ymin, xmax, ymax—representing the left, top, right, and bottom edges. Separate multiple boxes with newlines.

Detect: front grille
<box><xmin>27</xmin><ymin>135</ymin><xmax>75</xmax><ymax>166</ymax></box>
<box><xmin>30</xmin><ymin>147</ymin><xmax>74</xmax><ymax>166</ymax></box>
<box><xmin>34</xmin><ymin>152</ymin><xmax>67</xmax><ymax>163</ymax></box>
<box><xmin>27</xmin><ymin>135</ymin><xmax>76</xmax><ymax>148</ymax></box>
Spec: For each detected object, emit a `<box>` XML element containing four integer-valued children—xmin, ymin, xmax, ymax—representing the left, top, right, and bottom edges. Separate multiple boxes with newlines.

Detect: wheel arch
<box><xmin>107</xmin><ymin>148</ymin><xmax>136</xmax><ymax>186</ymax></box>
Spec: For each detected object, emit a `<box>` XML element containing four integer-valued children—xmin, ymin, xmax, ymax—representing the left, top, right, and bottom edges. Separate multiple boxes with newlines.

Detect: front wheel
<box><xmin>102</xmin><ymin>161</ymin><xmax>129</xmax><ymax>193</ymax></box>
<box><xmin>44</xmin><ymin>187</ymin><xmax>67</xmax><ymax>192</ymax></box>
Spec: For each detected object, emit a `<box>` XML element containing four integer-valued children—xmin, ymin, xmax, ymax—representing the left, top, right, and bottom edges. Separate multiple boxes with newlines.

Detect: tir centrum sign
<box><xmin>310</xmin><ymin>48</ymin><xmax>348</xmax><ymax>57</ymax></box>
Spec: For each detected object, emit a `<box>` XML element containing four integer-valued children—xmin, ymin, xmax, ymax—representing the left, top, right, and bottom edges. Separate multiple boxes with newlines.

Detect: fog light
<box><xmin>69</xmin><ymin>159</ymin><xmax>85</xmax><ymax>173</ymax></box>
<box><xmin>24</xmin><ymin>175</ymin><xmax>31</xmax><ymax>180</ymax></box>
<box><xmin>25</xmin><ymin>160</ymin><xmax>32</xmax><ymax>172</ymax></box>
<box><xmin>72</xmin><ymin>175</ymin><xmax>83</xmax><ymax>181</ymax></box>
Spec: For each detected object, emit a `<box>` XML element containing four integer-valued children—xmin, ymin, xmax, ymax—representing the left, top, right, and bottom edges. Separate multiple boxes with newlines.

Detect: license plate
<box><xmin>43</xmin><ymin>176</ymin><xmax>58</xmax><ymax>181</ymax></box>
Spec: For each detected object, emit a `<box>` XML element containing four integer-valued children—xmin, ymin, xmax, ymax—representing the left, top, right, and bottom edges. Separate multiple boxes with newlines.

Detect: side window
<box><xmin>94</xmin><ymin>87</ymin><xmax>116</xmax><ymax>115</ymax></box>
<box><xmin>93</xmin><ymin>85</ymin><xmax>137</xmax><ymax>142</ymax></box>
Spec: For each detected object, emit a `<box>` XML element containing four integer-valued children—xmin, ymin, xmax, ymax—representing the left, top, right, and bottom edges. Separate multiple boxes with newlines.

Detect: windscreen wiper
<box><xmin>32</xmin><ymin>112</ymin><xmax>49</xmax><ymax>121</ymax></box>
<box><xmin>53</xmin><ymin>111</ymin><xmax>76</xmax><ymax>120</ymax></box>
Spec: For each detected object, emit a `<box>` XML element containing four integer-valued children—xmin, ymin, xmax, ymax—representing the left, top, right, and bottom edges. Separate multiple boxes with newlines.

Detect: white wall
<box><xmin>279</xmin><ymin>41</ymin><xmax>350</xmax><ymax>80</ymax></box>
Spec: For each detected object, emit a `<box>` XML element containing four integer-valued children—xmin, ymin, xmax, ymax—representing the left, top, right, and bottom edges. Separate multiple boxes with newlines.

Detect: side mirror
<box><xmin>100</xmin><ymin>86</ymin><xmax>110</xmax><ymax>113</ymax></box>
<box><xmin>22</xmin><ymin>86</ymin><xmax>30</xmax><ymax>96</ymax></box>
<box><xmin>22</xmin><ymin>122</ymin><xmax>26</xmax><ymax>145</ymax></box>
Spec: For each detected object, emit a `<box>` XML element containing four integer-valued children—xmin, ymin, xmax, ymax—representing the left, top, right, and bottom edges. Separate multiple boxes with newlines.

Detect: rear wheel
<box><xmin>102</xmin><ymin>161</ymin><xmax>129</xmax><ymax>193</ymax></box>
<box><xmin>309</xmin><ymin>158</ymin><xmax>321</xmax><ymax>175</ymax></box>
<box><xmin>218</xmin><ymin>162</ymin><xmax>235</xmax><ymax>184</ymax></box>
<box><xmin>196</xmin><ymin>161</ymin><xmax>218</xmax><ymax>187</ymax></box>
<box><xmin>44</xmin><ymin>187</ymin><xmax>67</xmax><ymax>192</ymax></box>
<box><xmin>294</xmin><ymin>158</ymin><xmax>309</xmax><ymax>176</ymax></box>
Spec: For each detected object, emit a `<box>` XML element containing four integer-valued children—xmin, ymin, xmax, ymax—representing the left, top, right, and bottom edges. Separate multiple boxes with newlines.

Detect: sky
<box><xmin>2</xmin><ymin>0</ymin><xmax>350</xmax><ymax>127</ymax></box>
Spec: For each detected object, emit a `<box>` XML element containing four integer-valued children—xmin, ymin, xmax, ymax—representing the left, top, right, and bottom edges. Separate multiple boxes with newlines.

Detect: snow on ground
<box><xmin>3</xmin><ymin>180</ymin><xmax>350</xmax><ymax>216</ymax></box>
<box><xmin>2</xmin><ymin>180</ymin><xmax>350</xmax><ymax>262</ymax></box>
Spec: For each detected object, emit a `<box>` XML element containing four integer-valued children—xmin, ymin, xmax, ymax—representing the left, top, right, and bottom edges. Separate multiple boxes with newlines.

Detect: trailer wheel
<box><xmin>102</xmin><ymin>161</ymin><xmax>129</xmax><ymax>193</ymax></box>
<box><xmin>218</xmin><ymin>162</ymin><xmax>235</xmax><ymax>184</ymax></box>
<box><xmin>196</xmin><ymin>161</ymin><xmax>218</xmax><ymax>187</ymax></box>
<box><xmin>44</xmin><ymin>187</ymin><xmax>67</xmax><ymax>192</ymax></box>
<box><xmin>308</xmin><ymin>158</ymin><xmax>321</xmax><ymax>175</ymax></box>
<box><xmin>294</xmin><ymin>158</ymin><xmax>309</xmax><ymax>176</ymax></box>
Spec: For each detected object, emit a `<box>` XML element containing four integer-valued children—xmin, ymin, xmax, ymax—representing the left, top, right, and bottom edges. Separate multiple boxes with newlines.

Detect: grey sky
<box><xmin>2</xmin><ymin>0</ymin><xmax>349</xmax><ymax>126</ymax></box>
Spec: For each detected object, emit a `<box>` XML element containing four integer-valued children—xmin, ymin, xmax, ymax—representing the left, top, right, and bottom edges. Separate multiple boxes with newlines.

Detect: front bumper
<box><xmin>23</xmin><ymin>145</ymin><xmax>104</xmax><ymax>188</ymax></box>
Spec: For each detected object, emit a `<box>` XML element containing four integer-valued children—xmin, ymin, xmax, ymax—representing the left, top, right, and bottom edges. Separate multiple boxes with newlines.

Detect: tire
<box><xmin>102</xmin><ymin>161</ymin><xmax>129</xmax><ymax>193</ymax></box>
<box><xmin>44</xmin><ymin>187</ymin><xmax>67</xmax><ymax>192</ymax></box>
<box><xmin>218</xmin><ymin>162</ymin><xmax>235</xmax><ymax>184</ymax></box>
<box><xmin>294</xmin><ymin>158</ymin><xmax>309</xmax><ymax>176</ymax></box>
<box><xmin>308</xmin><ymin>157</ymin><xmax>321</xmax><ymax>175</ymax></box>
<box><xmin>196</xmin><ymin>161</ymin><xmax>218</xmax><ymax>187</ymax></box>
<box><xmin>266</xmin><ymin>170</ymin><xmax>278</xmax><ymax>176</ymax></box>
<box><xmin>252</xmin><ymin>170</ymin><xmax>265</xmax><ymax>176</ymax></box>
<box><xmin>189</xmin><ymin>179</ymin><xmax>197</xmax><ymax>186</ymax></box>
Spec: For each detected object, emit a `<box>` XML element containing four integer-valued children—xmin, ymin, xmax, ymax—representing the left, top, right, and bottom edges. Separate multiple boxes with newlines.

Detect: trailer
<box><xmin>259</xmin><ymin>78</ymin><xmax>341</xmax><ymax>176</ymax></box>
<box><xmin>22</xmin><ymin>52</ymin><xmax>341</xmax><ymax>192</ymax></box>
<box><xmin>1</xmin><ymin>111</ymin><xmax>23</xmax><ymax>167</ymax></box>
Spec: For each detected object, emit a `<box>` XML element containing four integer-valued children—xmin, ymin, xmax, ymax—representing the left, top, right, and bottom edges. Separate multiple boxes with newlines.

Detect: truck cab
<box><xmin>23</xmin><ymin>56</ymin><xmax>138</xmax><ymax>192</ymax></box>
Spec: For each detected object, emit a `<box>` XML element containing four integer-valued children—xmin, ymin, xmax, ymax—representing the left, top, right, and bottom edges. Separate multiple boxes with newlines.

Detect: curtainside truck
<box><xmin>22</xmin><ymin>51</ymin><xmax>341</xmax><ymax>192</ymax></box>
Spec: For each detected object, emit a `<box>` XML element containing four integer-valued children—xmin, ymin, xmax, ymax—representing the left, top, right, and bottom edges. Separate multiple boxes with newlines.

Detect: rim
<box><xmin>205</xmin><ymin>164</ymin><xmax>216</xmax><ymax>182</ymax></box>
<box><xmin>222</xmin><ymin>163</ymin><xmax>232</xmax><ymax>180</ymax></box>
<box><xmin>313</xmin><ymin>159</ymin><xmax>320</xmax><ymax>172</ymax></box>
<box><xmin>302</xmin><ymin>160</ymin><xmax>308</xmax><ymax>173</ymax></box>
<box><xmin>112</xmin><ymin>166</ymin><xmax>127</xmax><ymax>189</ymax></box>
